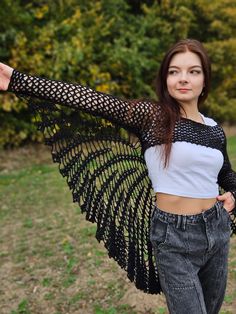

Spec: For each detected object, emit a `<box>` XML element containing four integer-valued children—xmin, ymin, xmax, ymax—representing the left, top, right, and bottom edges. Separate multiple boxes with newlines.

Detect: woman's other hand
<box><xmin>0</xmin><ymin>62</ymin><xmax>14</xmax><ymax>91</ymax></box>
<box><xmin>217</xmin><ymin>192</ymin><xmax>235</xmax><ymax>213</ymax></box>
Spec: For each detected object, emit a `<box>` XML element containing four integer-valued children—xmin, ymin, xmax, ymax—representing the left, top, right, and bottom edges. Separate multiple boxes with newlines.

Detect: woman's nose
<box><xmin>179</xmin><ymin>72</ymin><xmax>188</xmax><ymax>83</ymax></box>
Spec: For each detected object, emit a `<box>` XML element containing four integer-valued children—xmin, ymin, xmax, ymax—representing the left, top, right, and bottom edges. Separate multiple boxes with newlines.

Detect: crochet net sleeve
<box><xmin>218</xmin><ymin>133</ymin><xmax>236</xmax><ymax>220</ymax></box>
<box><xmin>8</xmin><ymin>70</ymin><xmax>153</xmax><ymax>132</ymax></box>
<box><xmin>8</xmin><ymin>70</ymin><xmax>161</xmax><ymax>294</ymax></box>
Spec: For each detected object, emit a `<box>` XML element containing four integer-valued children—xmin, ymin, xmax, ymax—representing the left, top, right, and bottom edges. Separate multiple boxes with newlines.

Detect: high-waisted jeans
<box><xmin>150</xmin><ymin>200</ymin><xmax>231</xmax><ymax>314</ymax></box>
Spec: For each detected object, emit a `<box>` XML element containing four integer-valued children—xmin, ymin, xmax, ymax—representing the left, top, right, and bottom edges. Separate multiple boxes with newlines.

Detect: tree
<box><xmin>0</xmin><ymin>0</ymin><xmax>236</xmax><ymax>147</ymax></box>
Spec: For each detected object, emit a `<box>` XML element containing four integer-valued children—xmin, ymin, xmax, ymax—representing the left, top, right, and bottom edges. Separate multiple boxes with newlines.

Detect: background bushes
<box><xmin>1</xmin><ymin>0</ymin><xmax>236</xmax><ymax>147</ymax></box>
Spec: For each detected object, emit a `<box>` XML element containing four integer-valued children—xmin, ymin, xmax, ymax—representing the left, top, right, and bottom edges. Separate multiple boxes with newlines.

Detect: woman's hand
<box><xmin>217</xmin><ymin>192</ymin><xmax>235</xmax><ymax>213</ymax></box>
<box><xmin>0</xmin><ymin>62</ymin><xmax>14</xmax><ymax>91</ymax></box>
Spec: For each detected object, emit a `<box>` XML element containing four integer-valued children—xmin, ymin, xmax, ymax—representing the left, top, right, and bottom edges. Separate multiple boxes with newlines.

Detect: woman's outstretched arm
<box><xmin>0</xmin><ymin>62</ymin><xmax>155</xmax><ymax>131</ymax></box>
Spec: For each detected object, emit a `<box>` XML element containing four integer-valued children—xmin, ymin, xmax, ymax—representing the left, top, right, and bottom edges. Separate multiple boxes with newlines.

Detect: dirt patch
<box><xmin>120</xmin><ymin>286</ymin><xmax>167</xmax><ymax>313</ymax></box>
<box><xmin>0</xmin><ymin>143</ymin><xmax>51</xmax><ymax>172</ymax></box>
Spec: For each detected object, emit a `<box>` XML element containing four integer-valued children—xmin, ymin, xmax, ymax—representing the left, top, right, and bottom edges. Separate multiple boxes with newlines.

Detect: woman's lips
<box><xmin>177</xmin><ymin>88</ymin><xmax>190</xmax><ymax>92</ymax></box>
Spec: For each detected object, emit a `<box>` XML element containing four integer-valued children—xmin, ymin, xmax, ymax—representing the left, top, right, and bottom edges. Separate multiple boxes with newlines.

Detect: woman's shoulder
<box><xmin>200</xmin><ymin>113</ymin><xmax>218</xmax><ymax>126</ymax></box>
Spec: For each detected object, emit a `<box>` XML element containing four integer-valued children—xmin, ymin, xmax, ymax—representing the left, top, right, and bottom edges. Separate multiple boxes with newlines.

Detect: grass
<box><xmin>228</xmin><ymin>136</ymin><xmax>236</xmax><ymax>168</ymax></box>
<box><xmin>0</xmin><ymin>137</ymin><xmax>235</xmax><ymax>314</ymax></box>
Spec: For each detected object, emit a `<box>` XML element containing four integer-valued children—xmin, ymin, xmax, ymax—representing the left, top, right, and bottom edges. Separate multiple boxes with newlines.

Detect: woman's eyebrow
<box><xmin>168</xmin><ymin>65</ymin><xmax>202</xmax><ymax>69</ymax></box>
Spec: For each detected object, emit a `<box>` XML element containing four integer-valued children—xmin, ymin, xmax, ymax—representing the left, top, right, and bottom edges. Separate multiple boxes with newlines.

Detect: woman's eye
<box><xmin>168</xmin><ymin>70</ymin><xmax>178</xmax><ymax>75</ymax></box>
<box><xmin>190</xmin><ymin>70</ymin><xmax>201</xmax><ymax>74</ymax></box>
<box><xmin>168</xmin><ymin>69</ymin><xmax>202</xmax><ymax>76</ymax></box>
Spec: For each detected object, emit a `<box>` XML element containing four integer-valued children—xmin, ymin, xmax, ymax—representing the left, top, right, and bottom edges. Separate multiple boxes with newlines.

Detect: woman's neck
<box><xmin>180</xmin><ymin>106</ymin><xmax>204</xmax><ymax>124</ymax></box>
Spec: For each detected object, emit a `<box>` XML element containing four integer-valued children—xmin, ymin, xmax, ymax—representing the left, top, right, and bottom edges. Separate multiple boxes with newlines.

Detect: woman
<box><xmin>0</xmin><ymin>39</ymin><xmax>235</xmax><ymax>314</ymax></box>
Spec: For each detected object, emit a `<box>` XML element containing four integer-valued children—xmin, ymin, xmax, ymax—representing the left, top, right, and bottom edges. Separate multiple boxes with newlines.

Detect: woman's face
<box><xmin>166</xmin><ymin>51</ymin><xmax>204</xmax><ymax>107</ymax></box>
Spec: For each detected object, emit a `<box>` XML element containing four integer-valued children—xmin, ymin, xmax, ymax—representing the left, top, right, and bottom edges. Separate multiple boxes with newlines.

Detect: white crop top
<box><xmin>144</xmin><ymin>114</ymin><xmax>224</xmax><ymax>198</ymax></box>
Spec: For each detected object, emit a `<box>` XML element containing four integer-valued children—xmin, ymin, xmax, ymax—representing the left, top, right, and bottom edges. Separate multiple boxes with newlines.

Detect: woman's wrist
<box><xmin>230</xmin><ymin>191</ymin><xmax>236</xmax><ymax>201</ymax></box>
<box><xmin>229</xmin><ymin>191</ymin><xmax>236</xmax><ymax>213</ymax></box>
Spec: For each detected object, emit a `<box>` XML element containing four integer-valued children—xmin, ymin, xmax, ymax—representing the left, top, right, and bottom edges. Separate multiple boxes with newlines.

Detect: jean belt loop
<box><xmin>216</xmin><ymin>203</ymin><xmax>220</xmax><ymax>219</ymax></box>
<box><xmin>176</xmin><ymin>215</ymin><xmax>182</xmax><ymax>229</ymax></box>
<box><xmin>214</xmin><ymin>200</ymin><xmax>221</xmax><ymax>219</ymax></box>
<box><xmin>182</xmin><ymin>215</ymin><xmax>187</xmax><ymax>231</ymax></box>
<box><xmin>151</xmin><ymin>206</ymin><xmax>156</xmax><ymax>219</ymax></box>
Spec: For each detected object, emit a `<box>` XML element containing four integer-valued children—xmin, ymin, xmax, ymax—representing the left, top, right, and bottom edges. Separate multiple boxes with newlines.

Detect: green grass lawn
<box><xmin>0</xmin><ymin>138</ymin><xmax>235</xmax><ymax>314</ymax></box>
<box><xmin>228</xmin><ymin>136</ymin><xmax>236</xmax><ymax>169</ymax></box>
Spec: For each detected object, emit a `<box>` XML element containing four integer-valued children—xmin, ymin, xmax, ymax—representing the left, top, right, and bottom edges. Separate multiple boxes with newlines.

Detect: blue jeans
<box><xmin>150</xmin><ymin>200</ymin><xmax>231</xmax><ymax>314</ymax></box>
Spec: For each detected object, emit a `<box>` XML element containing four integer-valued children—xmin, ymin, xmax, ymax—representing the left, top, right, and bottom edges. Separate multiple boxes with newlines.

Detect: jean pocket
<box><xmin>221</xmin><ymin>201</ymin><xmax>231</xmax><ymax>216</ymax></box>
<box><xmin>150</xmin><ymin>216</ymin><xmax>170</xmax><ymax>248</ymax></box>
<box><xmin>220</xmin><ymin>202</ymin><xmax>231</xmax><ymax>229</ymax></box>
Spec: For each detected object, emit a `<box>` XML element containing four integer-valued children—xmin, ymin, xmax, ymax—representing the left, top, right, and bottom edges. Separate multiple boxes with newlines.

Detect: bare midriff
<box><xmin>156</xmin><ymin>192</ymin><xmax>217</xmax><ymax>215</ymax></box>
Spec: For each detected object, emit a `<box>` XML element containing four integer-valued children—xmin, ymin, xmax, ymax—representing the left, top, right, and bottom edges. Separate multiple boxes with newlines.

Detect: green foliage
<box><xmin>1</xmin><ymin>0</ymin><xmax>236</xmax><ymax>147</ymax></box>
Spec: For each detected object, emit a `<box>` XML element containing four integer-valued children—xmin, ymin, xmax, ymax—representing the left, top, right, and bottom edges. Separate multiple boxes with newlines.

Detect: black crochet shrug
<box><xmin>8</xmin><ymin>70</ymin><xmax>236</xmax><ymax>294</ymax></box>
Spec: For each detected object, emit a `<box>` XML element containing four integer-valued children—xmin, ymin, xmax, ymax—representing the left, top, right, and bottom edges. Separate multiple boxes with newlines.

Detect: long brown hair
<box><xmin>155</xmin><ymin>39</ymin><xmax>211</xmax><ymax>167</ymax></box>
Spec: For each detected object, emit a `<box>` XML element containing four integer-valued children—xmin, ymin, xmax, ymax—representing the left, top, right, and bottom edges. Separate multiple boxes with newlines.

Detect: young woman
<box><xmin>0</xmin><ymin>39</ymin><xmax>235</xmax><ymax>314</ymax></box>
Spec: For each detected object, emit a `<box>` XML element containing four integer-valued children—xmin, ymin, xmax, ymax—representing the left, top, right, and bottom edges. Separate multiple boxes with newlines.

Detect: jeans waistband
<box><xmin>154</xmin><ymin>200</ymin><xmax>223</xmax><ymax>230</ymax></box>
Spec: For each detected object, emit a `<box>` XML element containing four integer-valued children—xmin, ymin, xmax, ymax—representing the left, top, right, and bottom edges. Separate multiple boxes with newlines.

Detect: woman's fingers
<box><xmin>217</xmin><ymin>192</ymin><xmax>235</xmax><ymax>212</ymax></box>
<box><xmin>0</xmin><ymin>62</ymin><xmax>14</xmax><ymax>91</ymax></box>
